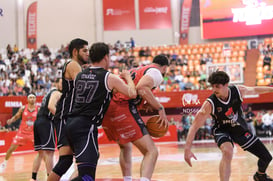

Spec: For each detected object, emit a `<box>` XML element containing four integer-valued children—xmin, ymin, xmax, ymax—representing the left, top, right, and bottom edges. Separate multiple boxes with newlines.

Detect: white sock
<box><xmin>124</xmin><ymin>176</ymin><xmax>132</xmax><ymax>181</ymax></box>
<box><xmin>3</xmin><ymin>160</ymin><xmax>7</xmax><ymax>165</ymax></box>
<box><xmin>140</xmin><ymin>177</ymin><xmax>150</xmax><ymax>181</ymax></box>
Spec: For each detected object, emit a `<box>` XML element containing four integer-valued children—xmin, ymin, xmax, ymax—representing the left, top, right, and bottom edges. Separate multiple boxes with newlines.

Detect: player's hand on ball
<box><xmin>158</xmin><ymin>107</ymin><xmax>168</xmax><ymax>128</ymax></box>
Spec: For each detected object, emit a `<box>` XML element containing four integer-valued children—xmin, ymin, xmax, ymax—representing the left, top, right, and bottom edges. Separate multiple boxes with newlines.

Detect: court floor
<box><xmin>0</xmin><ymin>138</ymin><xmax>273</xmax><ymax>181</ymax></box>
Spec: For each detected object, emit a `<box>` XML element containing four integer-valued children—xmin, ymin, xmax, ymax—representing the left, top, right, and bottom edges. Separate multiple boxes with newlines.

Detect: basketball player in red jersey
<box><xmin>102</xmin><ymin>54</ymin><xmax>169</xmax><ymax>181</ymax></box>
<box><xmin>0</xmin><ymin>93</ymin><xmax>39</xmax><ymax>173</ymax></box>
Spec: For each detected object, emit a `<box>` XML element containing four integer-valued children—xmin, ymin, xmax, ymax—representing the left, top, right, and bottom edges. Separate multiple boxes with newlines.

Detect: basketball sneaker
<box><xmin>0</xmin><ymin>161</ymin><xmax>7</xmax><ymax>173</ymax></box>
<box><xmin>254</xmin><ymin>172</ymin><xmax>273</xmax><ymax>181</ymax></box>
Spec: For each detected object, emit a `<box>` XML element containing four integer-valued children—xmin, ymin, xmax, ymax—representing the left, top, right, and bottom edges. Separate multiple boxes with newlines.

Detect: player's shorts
<box><xmin>12</xmin><ymin>131</ymin><xmax>33</xmax><ymax>146</ymax></box>
<box><xmin>102</xmin><ymin>100</ymin><xmax>148</xmax><ymax>144</ymax></box>
<box><xmin>66</xmin><ymin>116</ymin><xmax>99</xmax><ymax>165</ymax></box>
<box><xmin>34</xmin><ymin>116</ymin><xmax>56</xmax><ymax>151</ymax></box>
<box><xmin>53</xmin><ymin>117</ymin><xmax>69</xmax><ymax>149</ymax></box>
<box><xmin>213</xmin><ymin>125</ymin><xmax>259</xmax><ymax>150</ymax></box>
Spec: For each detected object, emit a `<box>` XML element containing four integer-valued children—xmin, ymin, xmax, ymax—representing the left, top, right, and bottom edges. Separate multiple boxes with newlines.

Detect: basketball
<box><xmin>146</xmin><ymin>115</ymin><xmax>168</xmax><ymax>138</ymax></box>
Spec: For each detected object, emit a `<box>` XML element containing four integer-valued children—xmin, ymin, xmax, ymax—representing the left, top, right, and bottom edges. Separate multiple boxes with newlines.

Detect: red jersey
<box><xmin>18</xmin><ymin>105</ymin><xmax>38</xmax><ymax>135</ymax></box>
<box><xmin>113</xmin><ymin>64</ymin><xmax>158</xmax><ymax>104</ymax></box>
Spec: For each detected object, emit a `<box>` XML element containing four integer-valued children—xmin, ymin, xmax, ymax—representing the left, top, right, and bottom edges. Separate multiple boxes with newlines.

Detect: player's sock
<box><xmin>140</xmin><ymin>177</ymin><xmax>150</xmax><ymax>181</ymax></box>
<box><xmin>0</xmin><ymin>160</ymin><xmax>7</xmax><ymax>173</ymax></box>
<box><xmin>124</xmin><ymin>176</ymin><xmax>132</xmax><ymax>181</ymax></box>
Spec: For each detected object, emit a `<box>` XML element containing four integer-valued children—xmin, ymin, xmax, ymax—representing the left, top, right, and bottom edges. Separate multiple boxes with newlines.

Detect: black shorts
<box><xmin>34</xmin><ymin>116</ymin><xmax>56</xmax><ymax>151</ymax></box>
<box><xmin>53</xmin><ymin>117</ymin><xmax>69</xmax><ymax>149</ymax></box>
<box><xmin>213</xmin><ymin>125</ymin><xmax>259</xmax><ymax>150</ymax></box>
<box><xmin>66</xmin><ymin>116</ymin><xmax>99</xmax><ymax>165</ymax></box>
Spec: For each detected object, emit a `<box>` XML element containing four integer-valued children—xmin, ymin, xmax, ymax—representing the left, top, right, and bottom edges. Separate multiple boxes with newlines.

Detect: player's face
<box><xmin>77</xmin><ymin>45</ymin><xmax>89</xmax><ymax>64</ymax></box>
<box><xmin>27</xmin><ymin>95</ymin><xmax>36</xmax><ymax>105</ymax></box>
<box><xmin>211</xmin><ymin>83</ymin><xmax>228</xmax><ymax>98</ymax></box>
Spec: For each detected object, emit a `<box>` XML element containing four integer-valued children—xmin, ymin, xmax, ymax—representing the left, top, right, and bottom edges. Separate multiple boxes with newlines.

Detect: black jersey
<box><xmin>54</xmin><ymin>60</ymin><xmax>75</xmax><ymax>121</ymax></box>
<box><xmin>69</xmin><ymin>67</ymin><xmax>112</xmax><ymax>126</ymax></box>
<box><xmin>37</xmin><ymin>88</ymin><xmax>58</xmax><ymax>120</ymax></box>
<box><xmin>207</xmin><ymin>85</ymin><xmax>248</xmax><ymax>131</ymax></box>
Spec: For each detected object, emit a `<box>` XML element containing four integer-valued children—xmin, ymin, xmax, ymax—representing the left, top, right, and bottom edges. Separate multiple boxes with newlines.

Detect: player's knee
<box><xmin>261</xmin><ymin>152</ymin><xmax>272</xmax><ymax>164</ymax></box>
<box><xmin>221</xmin><ymin>146</ymin><xmax>233</xmax><ymax>160</ymax></box>
<box><xmin>52</xmin><ymin>155</ymin><xmax>73</xmax><ymax>176</ymax></box>
<box><xmin>145</xmin><ymin>145</ymin><xmax>158</xmax><ymax>159</ymax></box>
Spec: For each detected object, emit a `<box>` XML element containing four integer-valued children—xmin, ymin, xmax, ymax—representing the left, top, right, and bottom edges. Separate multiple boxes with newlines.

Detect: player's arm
<box><xmin>184</xmin><ymin>101</ymin><xmax>212</xmax><ymax>167</ymax></box>
<box><xmin>238</xmin><ymin>85</ymin><xmax>273</xmax><ymax>97</ymax></box>
<box><xmin>6</xmin><ymin>106</ymin><xmax>25</xmax><ymax>125</ymax></box>
<box><xmin>108</xmin><ymin>70</ymin><xmax>137</xmax><ymax>99</ymax></box>
<box><xmin>66</xmin><ymin>61</ymin><xmax>82</xmax><ymax>80</ymax></box>
<box><xmin>137</xmin><ymin>74</ymin><xmax>162</xmax><ymax>110</ymax></box>
<box><xmin>48</xmin><ymin>91</ymin><xmax>62</xmax><ymax>115</ymax></box>
<box><xmin>137</xmin><ymin>74</ymin><xmax>168</xmax><ymax>127</ymax></box>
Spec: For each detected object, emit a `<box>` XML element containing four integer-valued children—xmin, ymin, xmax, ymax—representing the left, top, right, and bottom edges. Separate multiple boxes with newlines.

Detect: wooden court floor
<box><xmin>0</xmin><ymin>139</ymin><xmax>273</xmax><ymax>181</ymax></box>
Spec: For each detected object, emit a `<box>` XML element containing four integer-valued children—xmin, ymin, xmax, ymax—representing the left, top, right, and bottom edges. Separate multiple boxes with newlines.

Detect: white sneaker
<box><xmin>0</xmin><ymin>161</ymin><xmax>7</xmax><ymax>173</ymax></box>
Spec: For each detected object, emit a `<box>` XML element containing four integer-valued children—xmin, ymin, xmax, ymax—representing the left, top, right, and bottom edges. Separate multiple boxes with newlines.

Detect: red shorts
<box><xmin>102</xmin><ymin>101</ymin><xmax>148</xmax><ymax>144</ymax></box>
<box><xmin>12</xmin><ymin>131</ymin><xmax>34</xmax><ymax>146</ymax></box>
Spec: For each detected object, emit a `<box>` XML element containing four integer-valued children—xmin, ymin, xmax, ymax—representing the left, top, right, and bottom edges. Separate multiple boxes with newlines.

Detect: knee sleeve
<box><xmin>247</xmin><ymin>140</ymin><xmax>272</xmax><ymax>173</ymax></box>
<box><xmin>71</xmin><ymin>175</ymin><xmax>94</xmax><ymax>181</ymax></box>
<box><xmin>258</xmin><ymin>152</ymin><xmax>272</xmax><ymax>173</ymax></box>
<box><xmin>52</xmin><ymin>155</ymin><xmax>73</xmax><ymax>177</ymax></box>
<box><xmin>75</xmin><ymin>163</ymin><xmax>96</xmax><ymax>180</ymax></box>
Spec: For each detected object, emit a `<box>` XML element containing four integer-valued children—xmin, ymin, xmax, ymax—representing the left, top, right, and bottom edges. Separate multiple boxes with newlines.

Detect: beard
<box><xmin>77</xmin><ymin>54</ymin><xmax>87</xmax><ymax>65</ymax></box>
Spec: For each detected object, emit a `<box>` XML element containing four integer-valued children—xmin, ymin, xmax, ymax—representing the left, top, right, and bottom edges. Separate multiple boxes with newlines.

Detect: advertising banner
<box><xmin>26</xmin><ymin>2</ymin><xmax>37</xmax><ymax>49</ymax></box>
<box><xmin>103</xmin><ymin>0</ymin><xmax>136</xmax><ymax>30</ymax></box>
<box><xmin>200</xmin><ymin>0</ymin><xmax>273</xmax><ymax>39</ymax></box>
<box><xmin>139</xmin><ymin>0</ymin><xmax>172</xmax><ymax>29</ymax></box>
<box><xmin>1</xmin><ymin>92</ymin><xmax>273</xmax><ymax>115</ymax></box>
<box><xmin>179</xmin><ymin>0</ymin><xmax>192</xmax><ymax>44</ymax></box>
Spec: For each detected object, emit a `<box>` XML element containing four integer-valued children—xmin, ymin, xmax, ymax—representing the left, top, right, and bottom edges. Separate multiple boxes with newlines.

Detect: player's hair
<box><xmin>208</xmin><ymin>70</ymin><xmax>230</xmax><ymax>85</ymax></box>
<box><xmin>68</xmin><ymin>38</ymin><xmax>88</xmax><ymax>58</ymax></box>
<box><xmin>27</xmin><ymin>92</ymin><xmax>36</xmax><ymax>98</ymax></box>
<box><xmin>89</xmin><ymin>42</ymin><xmax>109</xmax><ymax>63</ymax></box>
<box><xmin>153</xmin><ymin>54</ymin><xmax>169</xmax><ymax>66</ymax></box>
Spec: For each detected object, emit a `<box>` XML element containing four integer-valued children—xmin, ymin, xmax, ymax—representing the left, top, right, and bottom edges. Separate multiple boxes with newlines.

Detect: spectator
<box><xmin>181</xmin><ymin>114</ymin><xmax>191</xmax><ymax>140</ymax></box>
<box><xmin>114</xmin><ymin>40</ymin><xmax>122</xmax><ymax>51</ymax></box>
<box><xmin>1</xmin><ymin>83</ymin><xmax>9</xmax><ymax>96</ymax></box>
<box><xmin>184</xmin><ymin>76</ymin><xmax>194</xmax><ymax>90</ymax></box>
<box><xmin>207</xmin><ymin>54</ymin><xmax>213</xmax><ymax>64</ymax></box>
<box><xmin>245</xmin><ymin>106</ymin><xmax>256</xmax><ymax>135</ymax></box>
<box><xmin>0</xmin><ymin>54</ymin><xmax>6</xmax><ymax>71</ymax></box>
<box><xmin>176</xmin><ymin>120</ymin><xmax>183</xmax><ymax>141</ymax></box>
<box><xmin>263</xmin><ymin>52</ymin><xmax>271</xmax><ymax>68</ymax></box>
<box><xmin>181</xmin><ymin>55</ymin><xmax>188</xmax><ymax>66</ymax></box>
<box><xmin>130</xmin><ymin>37</ymin><xmax>135</xmax><ymax>49</ymax></box>
<box><xmin>200</xmin><ymin>54</ymin><xmax>207</xmax><ymax>65</ymax></box>
<box><xmin>261</xmin><ymin>110</ymin><xmax>273</xmax><ymax>136</ymax></box>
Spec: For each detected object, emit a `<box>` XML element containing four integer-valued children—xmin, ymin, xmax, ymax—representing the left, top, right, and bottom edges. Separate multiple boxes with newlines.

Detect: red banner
<box><xmin>179</xmin><ymin>0</ymin><xmax>192</xmax><ymax>44</ymax></box>
<box><xmin>1</xmin><ymin>92</ymin><xmax>273</xmax><ymax>115</ymax></box>
<box><xmin>0</xmin><ymin>126</ymin><xmax>177</xmax><ymax>154</ymax></box>
<box><xmin>26</xmin><ymin>2</ymin><xmax>37</xmax><ymax>49</ymax></box>
<box><xmin>103</xmin><ymin>0</ymin><xmax>136</xmax><ymax>31</ymax></box>
<box><xmin>139</xmin><ymin>0</ymin><xmax>172</xmax><ymax>29</ymax></box>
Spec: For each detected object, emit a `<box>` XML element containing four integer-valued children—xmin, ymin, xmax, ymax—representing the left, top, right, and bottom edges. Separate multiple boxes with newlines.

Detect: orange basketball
<box><xmin>146</xmin><ymin>115</ymin><xmax>168</xmax><ymax>138</ymax></box>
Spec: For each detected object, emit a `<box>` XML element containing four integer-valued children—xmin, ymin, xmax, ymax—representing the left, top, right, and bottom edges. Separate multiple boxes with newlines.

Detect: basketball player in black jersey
<box><xmin>32</xmin><ymin>78</ymin><xmax>62</xmax><ymax>181</ymax></box>
<box><xmin>184</xmin><ymin>71</ymin><xmax>273</xmax><ymax>181</ymax></box>
<box><xmin>48</xmin><ymin>38</ymin><xmax>89</xmax><ymax>181</ymax></box>
<box><xmin>65</xmin><ymin>42</ymin><xmax>137</xmax><ymax>181</ymax></box>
